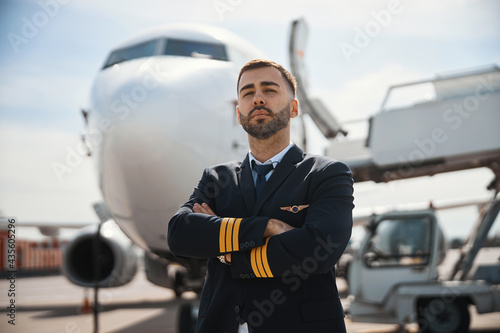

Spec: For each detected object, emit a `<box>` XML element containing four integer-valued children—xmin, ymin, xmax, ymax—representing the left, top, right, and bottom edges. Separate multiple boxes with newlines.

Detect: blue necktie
<box><xmin>252</xmin><ymin>161</ymin><xmax>274</xmax><ymax>197</ymax></box>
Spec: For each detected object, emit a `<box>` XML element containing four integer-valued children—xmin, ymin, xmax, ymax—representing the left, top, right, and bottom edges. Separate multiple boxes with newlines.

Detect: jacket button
<box><xmin>245</xmin><ymin>274</ymin><xmax>250</xmax><ymax>279</ymax></box>
<box><xmin>235</xmin><ymin>306</ymin><xmax>240</xmax><ymax>313</ymax></box>
<box><xmin>250</xmin><ymin>241</ymin><xmax>255</xmax><ymax>246</ymax></box>
<box><xmin>240</xmin><ymin>274</ymin><xmax>246</xmax><ymax>279</ymax></box>
<box><xmin>245</xmin><ymin>241</ymin><xmax>250</xmax><ymax>247</ymax></box>
<box><xmin>240</xmin><ymin>242</ymin><xmax>245</xmax><ymax>248</ymax></box>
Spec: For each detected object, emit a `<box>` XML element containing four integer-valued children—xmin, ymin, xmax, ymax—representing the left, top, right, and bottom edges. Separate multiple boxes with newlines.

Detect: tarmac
<box><xmin>0</xmin><ymin>270</ymin><xmax>499</xmax><ymax>333</ymax></box>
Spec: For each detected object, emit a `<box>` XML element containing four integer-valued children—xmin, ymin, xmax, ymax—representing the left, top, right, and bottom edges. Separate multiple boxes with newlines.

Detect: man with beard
<box><xmin>168</xmin><ymin>59</ymin><xmax>353</xmax><ymax>333</ymax></box>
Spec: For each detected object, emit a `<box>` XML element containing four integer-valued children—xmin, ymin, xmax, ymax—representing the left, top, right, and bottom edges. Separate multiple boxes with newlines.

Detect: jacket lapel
<box><xmin>237</xmin><ymin>154</ymin><xmax>256</xmax><ymax>215</ymax></box>
<box><xmin>252</xmin><ymin>145</ymin><xmax>305</xmax><ymax>215</ymax></box>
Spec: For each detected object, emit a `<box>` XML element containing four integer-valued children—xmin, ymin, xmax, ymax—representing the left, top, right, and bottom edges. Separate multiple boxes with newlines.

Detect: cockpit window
<box><xmin>163</xmin><ymin>38</ymin><xmax>228</xmax><ymax>61</ymax></box>
<box><xmin>102</xmin><ymin>40</ymin><xmax>157</xmax><ymax>69</ymax></box>
<box><xmin>102</xmin><ymin>38</ymin><xmax>228</xmax><ymax>70</ymax></box>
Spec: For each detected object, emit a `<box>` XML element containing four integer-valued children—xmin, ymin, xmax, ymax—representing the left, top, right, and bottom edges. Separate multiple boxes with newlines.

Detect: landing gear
<box><xmin>178</xmin><ymin>303</ymin><xmax>198</xmax><ymax>333</ymax></box>
<box><xmin>174</xmin><ymin>271</ymin><xmax>185</xmax><ymax>298</ymax></box>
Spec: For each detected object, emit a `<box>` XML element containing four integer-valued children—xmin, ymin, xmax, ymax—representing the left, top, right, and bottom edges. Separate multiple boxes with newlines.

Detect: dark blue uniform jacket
<box><xmin>168</xmin><ymin>144</ymin><xmax>354</xmax><ymax>333</ymax></box>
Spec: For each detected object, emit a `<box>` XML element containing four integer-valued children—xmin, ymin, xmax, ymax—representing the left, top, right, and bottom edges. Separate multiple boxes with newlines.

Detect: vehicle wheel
<box><xmin>417</xmin><ymin>298</ymin><xmax>470</xmax><ymax>333</ymax></box>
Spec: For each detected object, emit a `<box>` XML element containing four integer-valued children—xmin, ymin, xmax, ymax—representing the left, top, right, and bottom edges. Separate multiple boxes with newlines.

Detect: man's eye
<box><xmin>243</xmin><ymin>92</ymin><xmax>254</xmax><ymax>97</ymax></box>
<box><xmin>266</xmin><ymin>89</ymin><xmax>276</xmax><ymax>93</ymax></box>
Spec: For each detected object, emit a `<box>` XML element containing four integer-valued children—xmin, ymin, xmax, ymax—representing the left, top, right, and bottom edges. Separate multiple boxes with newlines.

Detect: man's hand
<box><xmin>264</xmin><ymin>219</ymin><xmax>295</xmax><ymax>237</ymax></box>
<box><xmin>193</xmin><ymin>203</ymin><xmax>216</xmax><ymax>216</ymax></box>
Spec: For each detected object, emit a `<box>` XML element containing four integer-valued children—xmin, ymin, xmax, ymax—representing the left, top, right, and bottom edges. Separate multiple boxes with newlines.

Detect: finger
<box><xmin>193</xmin><ymin>203</ymin><xmax>215</xmax><ymax>216</ymax></box>
<box><xmin>202</xmin><ymin>203</ymin><xmax>215</xmax><ymax>216</ymax></box>
<box><xmin>193</xmin><ymin>203</ymin><xmax>203</xmax><ymax>213</ymax></box>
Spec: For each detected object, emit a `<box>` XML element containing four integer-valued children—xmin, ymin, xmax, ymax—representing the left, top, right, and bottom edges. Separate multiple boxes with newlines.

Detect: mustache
<box><xmin>248</xmin><ymin>106</ymin><xmax>273</xmax><ymax>117</ymax></box>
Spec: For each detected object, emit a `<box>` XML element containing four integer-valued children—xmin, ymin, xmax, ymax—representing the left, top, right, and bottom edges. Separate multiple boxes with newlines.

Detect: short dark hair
<box><xmin>237</xmin><ymin>59</ymin><xmax>297</xmax><ymax>97</ymax></box>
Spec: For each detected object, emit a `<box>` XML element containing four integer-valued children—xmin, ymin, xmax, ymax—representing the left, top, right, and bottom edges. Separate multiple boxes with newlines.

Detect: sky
<box><xmin>0</xmin><ymin>0</ymin><xmax>499</xmax><ymax>241</ymax></box>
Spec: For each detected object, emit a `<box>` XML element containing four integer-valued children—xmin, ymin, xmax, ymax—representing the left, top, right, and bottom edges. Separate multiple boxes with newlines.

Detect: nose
<box><xmin>253</xmin><ymin>92</ymin><xmax>266</xmax><ymax>106</ymax></box>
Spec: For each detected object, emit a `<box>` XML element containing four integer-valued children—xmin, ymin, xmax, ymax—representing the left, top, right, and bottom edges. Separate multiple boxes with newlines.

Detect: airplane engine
<box><xmin>62</xmin><ymin>221</ymin><xmax>138</xmax><ymax>288</ymax></box>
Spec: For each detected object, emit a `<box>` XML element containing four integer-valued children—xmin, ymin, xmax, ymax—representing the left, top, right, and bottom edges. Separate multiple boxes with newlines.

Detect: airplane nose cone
<box><xmin>92</xmin><ymin>57</ymin><xmax>237</xmax><ymax>145</ymax></box>
<box><xmin>91</xmin><ymin>57</ymin><xmax>244</xmax><ymax>251</ymax></box>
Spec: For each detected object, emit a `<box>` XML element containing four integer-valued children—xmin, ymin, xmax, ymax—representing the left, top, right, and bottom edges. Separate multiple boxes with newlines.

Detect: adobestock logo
<box><xmin>212</xmin><ymin>0</ymin><xmax>244</xmax><ymax>21</ymax></box>
<box><xmin>339</xmin><ymin>0</ymin><xmax>406</xmax><ymax>64</ymax></box>
<box><xmin>51</xmin><ymin>60</ymin><xmax>169</xmax><ymax>182</ymax></box>
<box><xmin>397</xmin><ymin>74</ymin><xmax>498</xmax><ymax>179</ymax></box>
<box><xmin>7</xmin><ymin>0</ymin><xmax>72</xmax><ymax>54</ymax></box>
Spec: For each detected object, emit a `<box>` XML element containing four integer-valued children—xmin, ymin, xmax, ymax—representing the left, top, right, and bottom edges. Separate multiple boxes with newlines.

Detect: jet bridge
<box><xmin>327</xmin><ymin>66</ymin><xmax>500</xmax><ymax>183</ymax></box>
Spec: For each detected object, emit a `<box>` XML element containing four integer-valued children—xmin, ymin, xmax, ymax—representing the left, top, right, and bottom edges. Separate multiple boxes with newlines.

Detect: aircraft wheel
<box><xmin>174</xmin><ymin>288</ymin><xmax>183</xmax><ymax>298</ymax></box>
<box><xmin>178</xmin><ymin>303</ymin><xmax>197</xmax><ymax>333</ymax></box>
<box><xmin>174</xmin><ymin>272</ymin><xmax>184</xmax><ymax>298</ymax></box>
<box><xmin>417</xmin><ymin>298</ymin><xmax>470</xmax><ymax>333</ymax></box>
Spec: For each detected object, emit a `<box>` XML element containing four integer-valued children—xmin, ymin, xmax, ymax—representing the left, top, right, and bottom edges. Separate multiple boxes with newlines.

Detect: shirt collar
<box><xmin>248</xmin><ymin>141</ymin><xmax>294</xmax><ymax>168</ymax></box>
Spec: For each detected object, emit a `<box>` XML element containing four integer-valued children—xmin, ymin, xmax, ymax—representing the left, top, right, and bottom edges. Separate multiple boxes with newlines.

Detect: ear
<box><xmin>236</xmin><ymin>106</ymin><xmax>242</xmax><ymax>125</ymax></box>
<box><xmin>290</xmin><ymin>99</ymin><xmax>299</xmax><ymax>119</ymax></box>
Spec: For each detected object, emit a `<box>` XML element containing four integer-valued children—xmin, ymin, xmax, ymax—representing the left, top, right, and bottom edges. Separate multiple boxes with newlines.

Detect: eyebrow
<box><xmin>239</xmin><ymin>81</ymin><xmax>280</xmax><ymax>94</ymax></box>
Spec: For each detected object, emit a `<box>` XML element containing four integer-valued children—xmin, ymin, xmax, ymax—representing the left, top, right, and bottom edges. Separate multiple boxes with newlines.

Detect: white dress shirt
<box><xmin>248</xmin><ymin>141</ymin><xmax>294</xmax><ymax>185</ymax></box>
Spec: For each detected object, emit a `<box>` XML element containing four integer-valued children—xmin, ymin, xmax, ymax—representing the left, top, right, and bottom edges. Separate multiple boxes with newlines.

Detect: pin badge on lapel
<box><xmin>280</xmin><ymin>205</ymin><xmax>309</xmax><ymax>213</ymax></box>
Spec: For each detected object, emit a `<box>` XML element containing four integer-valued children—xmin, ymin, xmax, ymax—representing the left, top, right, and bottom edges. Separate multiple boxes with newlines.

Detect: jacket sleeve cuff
<box><xmin>219</xmin><ymin>216</ymin><xmax>269</xmax><ymax>253</ymax></box>
<box><xmin>230</xmin><ymin>238</ymin><xmax>274</xmax><ymax>279</ymax></box>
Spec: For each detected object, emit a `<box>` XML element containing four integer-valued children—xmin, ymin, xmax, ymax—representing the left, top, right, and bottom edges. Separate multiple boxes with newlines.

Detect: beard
<box><xmin>239</xmin><ymin>104</ymin><xmax>291</xmax><ymax>140</ymax></box>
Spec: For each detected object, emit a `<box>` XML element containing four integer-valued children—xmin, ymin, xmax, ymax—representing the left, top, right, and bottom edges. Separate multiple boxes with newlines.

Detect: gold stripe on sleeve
<box><xmin>232</xmin><ymin>218</ymin><xmax>242</xmax><ymax>251</ymax></box>
<box><xmin>250</xmin><ymin>248</ymin><xmax>261</xmax><ymax>277</ymax></box>
<box><xmin>255</xmin><ymin>246</ymin><xmax>267</xmax><ymax>277</ymax></box>
<box><xmin>225</xmin><ymin>218</ymin><xmax>235</xmax><ymax>252</ymax></box>
<box><xmin>219</xmin><ymin>218</ymin><xmax>228</xmax><ymax>253</ymax></box>
<box><xmin>262</xmin><ymin>238</ymin><xmax>273</xmax><ymax>278</ymax></box>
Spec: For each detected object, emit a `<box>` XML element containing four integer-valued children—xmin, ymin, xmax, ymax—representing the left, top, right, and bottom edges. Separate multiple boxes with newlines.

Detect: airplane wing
<box><xmin>0</xmin><ymin>202</ymin><xmax>109</xmax><ymax>236</ymax></box>
<box><xmin>0</xmin><ymin>218</ymin><xmax>96</xmax><ymax>236</ymax></box>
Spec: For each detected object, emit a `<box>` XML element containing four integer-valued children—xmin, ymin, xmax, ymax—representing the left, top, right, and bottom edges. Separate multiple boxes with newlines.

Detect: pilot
<box><xmin>168</xmin><ymin>59</ymin><xmax>353</xmax><ymax>333</ymax></box>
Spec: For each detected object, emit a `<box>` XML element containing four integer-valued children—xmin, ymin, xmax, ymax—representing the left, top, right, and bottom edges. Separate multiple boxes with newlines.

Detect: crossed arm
<box><xmin>168</xmin><ymin>161</ymin><xmax>353</xmax><ymax>279</ymax></box>
<box><xmin>192</xmin><ymin>202</ymin><xmax>294</xmax><ymax>263</ymax></box>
